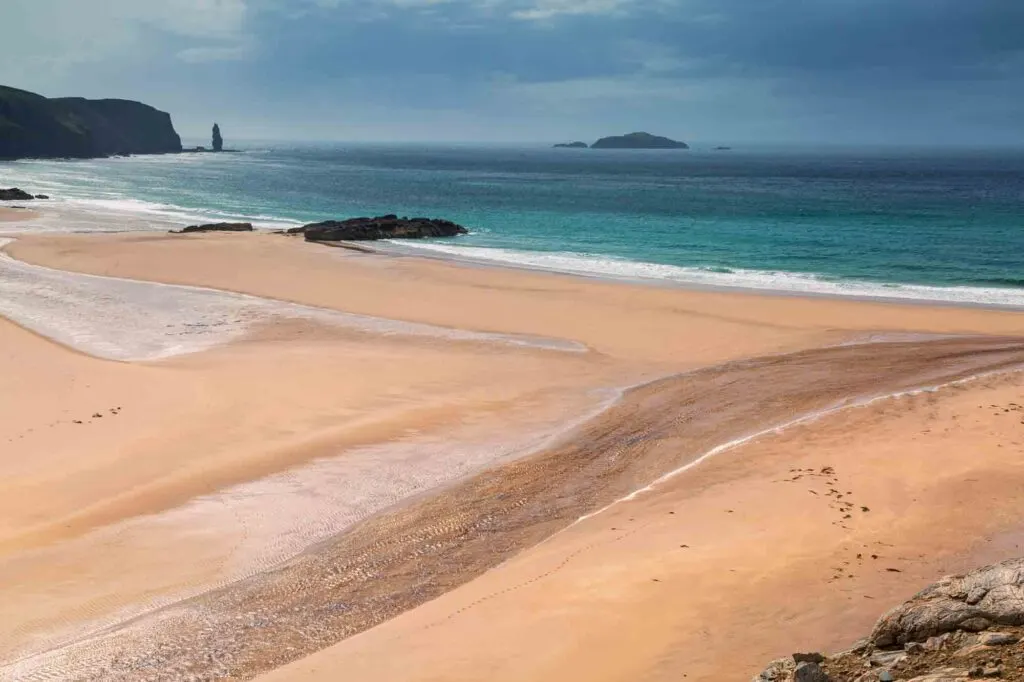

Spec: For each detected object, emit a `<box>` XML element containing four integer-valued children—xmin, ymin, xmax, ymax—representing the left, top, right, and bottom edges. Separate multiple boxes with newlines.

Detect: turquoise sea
<box><xmin>2</xmin><ymin>144</ymin><xmax>1023</xmax><ymax>306</ymax></box>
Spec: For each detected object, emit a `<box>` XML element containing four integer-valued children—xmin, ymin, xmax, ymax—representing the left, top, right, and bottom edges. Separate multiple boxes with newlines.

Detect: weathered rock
<box><xmin>34</xmin><ymin>194</ymin><xmax>49</xmax><ymax>199</ymax></box>
<box><xmin>852</xmin><ymin>672</ymin><xmax>881</xmax><ymax>682</ymax></box>
<box><xmin>794</xmin><ymin>653</ymin><xmax>826</xmax><ymax>665</ymax></box>
<box><xmin>753</xmin><ymin>658</ymin><xmax>795</xmax><ymax>682</ymax></box>
<box><xmin>906</xmin><ymin>668</ymin><xmax>970</xmax><ymax>681</ymax></box>
<box><xmin>924</xmin><ymin>633</ymin><xmax>956</xmax><ymax>651</ymax></box>
<box><xmin>302</xmin><ymin>216</ymin><xmax>469</xmax><ymax>242</ymax></box>
<box><xmin>172</xmin><ymin>222</ymin><xmax>254</xmax><ymax>234</ymax></box>
<box><xmin>793</xmin><ymin>661</ymin><xmax>829</xmax><ymax>681</ymax></box>
<box><xmin>951</xmin><ymin>643</ymin><xmax>994</xmax><ymax>658</ymax></box>
<box><xmin>977</xmin><ymin>631</ymin><xmax>1019</xmax><ymax>646</ymax></box>
<box><xmin>0</xmin><ymin>188</ymin><xmax>34</xmax><ymax>201</ymax></box>
<box><xmin>870</xmin><ymin>650</ymin><xmax>907</xmax><ymax>667</ymax></box>
<box><xmin>212</xmin><ymin>123</ymin><xmax>223</xmax><ymax>152</ymax></box>
<box><xmin>872</xmin><ymin>558</ymin><xmax>1024</xmax><ymax>647</ymax></box>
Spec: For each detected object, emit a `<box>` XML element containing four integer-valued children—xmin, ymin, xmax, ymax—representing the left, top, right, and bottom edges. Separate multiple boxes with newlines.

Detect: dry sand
<box><xmin>260</xmin><ymin>369</ymin><xmax>1024</xmax><ymax>682</ymax></box>
<box><xmin>1</xmin><ymin>229</ymin><xmax>1024</xmax><ymax>680</ymax></box>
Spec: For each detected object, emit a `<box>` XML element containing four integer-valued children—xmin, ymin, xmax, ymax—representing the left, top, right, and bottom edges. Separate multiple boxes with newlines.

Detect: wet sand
<box><xmin>262</xmin><ymin>368</ymin><xmax>1024</xmax><ymax>682</ymax></box>
<box><xmin>2</xmin><ymin>228</ymin><xmax>1024</xmax><ymax>680</ymax></box>
<box><xmin>0</xmin><ymin>207</ymin><xmax>38</xmax><ymax>222</ymax></box>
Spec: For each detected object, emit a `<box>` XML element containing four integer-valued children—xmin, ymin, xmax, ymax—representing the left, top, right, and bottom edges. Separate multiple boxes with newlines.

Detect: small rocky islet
<box><xmin>552</xmin><ymin>131</ymin><xmax>689</xmax><ymax>149</ymax></box>
<box><xmin>755</xmin><ymin>557</ymin><xmax>1024</xmax><ymax>681</ymax></box>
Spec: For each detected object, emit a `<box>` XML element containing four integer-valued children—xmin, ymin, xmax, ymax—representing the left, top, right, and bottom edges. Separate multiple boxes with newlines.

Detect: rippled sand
<box><xmin>3</xmin><ymin>223</ymin><xmax>1024</xmax><ymax>682</ymax></box>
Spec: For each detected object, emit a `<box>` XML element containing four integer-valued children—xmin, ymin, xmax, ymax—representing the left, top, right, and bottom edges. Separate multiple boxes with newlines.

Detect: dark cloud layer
<box><xmin>2</xmin><ymin>0</ymin><xmax>1022</xmax><ymax>144</ymax></box>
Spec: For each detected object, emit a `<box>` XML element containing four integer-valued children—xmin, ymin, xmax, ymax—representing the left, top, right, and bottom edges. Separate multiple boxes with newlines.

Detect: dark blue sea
<box><xmin>3</xmin><ymin>144</ymin><xmax>1023</xmax><ymax>306</ymax></box>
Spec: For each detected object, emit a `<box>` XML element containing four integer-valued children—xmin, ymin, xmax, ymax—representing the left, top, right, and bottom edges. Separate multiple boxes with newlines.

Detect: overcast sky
<box><xmin>2</xmin><ymin>0</ymin><xmax>1022</xmax><ymax>145</ymax></box>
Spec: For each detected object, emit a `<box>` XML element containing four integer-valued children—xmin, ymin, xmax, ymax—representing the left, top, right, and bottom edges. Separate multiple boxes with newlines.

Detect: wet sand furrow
<box><xmin>11</xmin><ymin>337</ymin><xmax>1024</xmax><ymax>681</ymax></box>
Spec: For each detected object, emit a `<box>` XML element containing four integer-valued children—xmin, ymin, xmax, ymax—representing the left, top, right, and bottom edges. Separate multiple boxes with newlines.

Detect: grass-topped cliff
<box><xmin>0</xmin><ymin>85</ymin><xmax>182</xmax><ymax>160</ymax></box>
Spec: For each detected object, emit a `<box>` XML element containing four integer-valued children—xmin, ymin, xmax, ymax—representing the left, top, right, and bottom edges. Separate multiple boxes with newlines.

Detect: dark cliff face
<box><xmin>0</xmin><ymin>85</ymin><xmax>182</xmax><ymax>159</ymax></box>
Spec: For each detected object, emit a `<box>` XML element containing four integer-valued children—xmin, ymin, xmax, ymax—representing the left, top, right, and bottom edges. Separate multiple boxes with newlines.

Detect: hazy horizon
<box><xmin>3</xmin><ymin>1</ymin><xmax>1022</xmax><ymax>147</ymax></box>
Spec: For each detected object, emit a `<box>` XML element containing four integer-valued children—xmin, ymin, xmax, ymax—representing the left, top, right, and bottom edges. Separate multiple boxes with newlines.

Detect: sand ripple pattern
<box><xmin>0</xmin><ymin>239</ymin><xmax>585</xmax><ymax>360</ymax></box>
<box><xmin>6</xmin><ymin>337</ymin><xmax>1024</xmax><ymax>681</ymax></box>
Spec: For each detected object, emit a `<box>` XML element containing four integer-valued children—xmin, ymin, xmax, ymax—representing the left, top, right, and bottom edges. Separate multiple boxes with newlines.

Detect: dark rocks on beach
<box><xmin>0</xmin><ymin>188</ymin><xmax>34</xmax><ymax>201</ymax></box>
<box><xmin>171</xmin><ymin>222</ymin><xmax>254</xmax><ymax>234</ymax></box>
<box><xmin>34</xmin><ymin>194</ymin><xmax>49</xmax><ymax>199</ymax></box>
<box><xmin>299</xmin><ymin>215</ymin><xmax>469</xmax><ymax>242</ymax></box>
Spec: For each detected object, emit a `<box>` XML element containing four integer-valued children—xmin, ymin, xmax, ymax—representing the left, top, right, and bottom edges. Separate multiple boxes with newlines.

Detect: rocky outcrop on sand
<box><xmin>295</xmin><ymin>215</ymin><xmax>469</xmax><ymax>241</ymax></box>
<box><xmin>0</xmin><ymin>188</ymin><xmax>34</xmax><ymax>201</ymax></box>
<box><xmin>754</xmin><ymin>559</ymin><xmax>1024</xmax><ymax>681</ymax></box>
<box><xmin>171</xmin><ymin>222</ymin><xmax>254</xmax><ymax>234</ymax></box>
<box><xmin>0</xmin><ymin>84</ymin><xmax>182</xmax><ymax>159</ymax></box>
<box><xmin>591</xmin><ymin>132</ymin><xmax>689</xmax><ymax>149</ymax></box>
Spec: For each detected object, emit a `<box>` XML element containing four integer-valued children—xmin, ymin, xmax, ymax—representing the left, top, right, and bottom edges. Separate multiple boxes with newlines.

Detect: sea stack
<box><xmin>212</xmin><ymin>123</ymin><xmax>223</xmax><ymax>152</ymax></box>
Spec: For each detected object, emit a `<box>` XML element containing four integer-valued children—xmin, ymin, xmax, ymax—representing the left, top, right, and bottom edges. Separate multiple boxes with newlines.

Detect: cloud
<box><xmin>0</xmin><ymin>0</ymin><xmax>251</xmax><ymax>86</ymax></box>
<box><xmin>177</xmin><ymin>43</ymin><xmax>253</xmax><ymax>63</ymax></box>
<box><xmin>3</xmin><ymin>0</ymin><xmax>1023</xmax><ymax>144</ymax></box>
<box><xmin>509</xmin><ymin>0</ymin><xmax>635</xmax><ymax>21</ymax></box>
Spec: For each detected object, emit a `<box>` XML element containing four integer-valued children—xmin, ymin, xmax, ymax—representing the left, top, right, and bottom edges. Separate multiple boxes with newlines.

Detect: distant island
<box><xmin>552</xmin><ymin>132</ymin><xmax>689</xmax><ymax>150</ymax></box>
<box><xmin>0</xmin><ymin>85</ymin><xmax>182</xmax><ymax>160</ymax></box>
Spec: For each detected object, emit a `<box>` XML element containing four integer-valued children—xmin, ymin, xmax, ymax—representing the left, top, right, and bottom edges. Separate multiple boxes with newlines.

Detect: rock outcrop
<box><xmin>171</xmin><ymin>222</ymin><xmax>253</xmax><ymax>234</ymax></box>
<box><xmin>590</xmin><ymin>132</ymin><xmax>689</xmax><ymax>149</ymax></box>
<box><xmin>297</xmin><ymin>215</ymin><xmax>469</xmax><ymax>242</ymax></box>
<box><xmin>554</xmin><ymin>141</ymin><xmax>588</xmax><ymax>148</ymax></box>
<box><xmin>873</xmin><ymin>559</ymin><xmax>1024</xmax><ymax>647</ymax></box>
<box><xmin>0</xmin><ymin>188</ymin><xmax>34</xmax><ymax>201</ymax></box>
<box><xmin>212</xmin><ymin>123</ymin><xmax>223</xmax><ymax>152</ymax></box>
<box><xmin>753</xmin><ymin>559</ymin><xmax>1024</xmax><ymax>681</ymax></box>
<box><xmin>0</xmin><ymin>85</ymin><xmax>182</xmax><ymax>159</ymax></box>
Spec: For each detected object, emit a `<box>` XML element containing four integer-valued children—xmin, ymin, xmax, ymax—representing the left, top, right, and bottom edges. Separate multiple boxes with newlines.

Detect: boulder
<box><xmin>872</xmin><ymin>558</ymin><xmax>1024</xmax><ymax>647</ymax></box>
<box><xmin>302</xmin><ymin>216</ymin><xmax>469</xmax><ymax>242</ymax></box>
<box><xmin>793</xmin><ymin>662</ymin><xmax>829</xmax><ymax>682</ymax></box>
<box><xmin>171</xmin><ymin>222</ymin><xmax>253</xmax><ymax>234</ymax></box>
<box><xmin>34</xmin><ymin>194</ymin><xmax>49</xmax><ymax>199</ymax></box>
<box><xmin>753</xmin><ymin>658</ymin><xmax>794</xmax><ymax>682</ymax></box>
<box><xmin>0</xmin><ymin>188</ymin><xmax>34</xmax><ymax>201</ymax></box>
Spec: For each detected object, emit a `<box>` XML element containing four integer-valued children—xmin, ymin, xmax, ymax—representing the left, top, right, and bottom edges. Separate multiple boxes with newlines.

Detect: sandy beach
<box><xmin>1</xmin><ymin>214</ymin><xmax>1024</xmax><ymax>680</ymax></box>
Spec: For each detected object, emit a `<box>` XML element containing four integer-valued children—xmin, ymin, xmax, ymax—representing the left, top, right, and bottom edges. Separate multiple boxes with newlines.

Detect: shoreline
<box><xmin>3</xmin><ymin>197</ymin><xmax>1024</xmax><ymax>309</ymax></box>
<box><xmin>379</xmin><ymin>239</ymin><xmax>1024</xmax><ymax>311</ymax></box>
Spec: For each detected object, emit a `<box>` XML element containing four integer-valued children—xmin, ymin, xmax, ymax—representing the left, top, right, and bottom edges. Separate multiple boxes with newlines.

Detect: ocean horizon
<box><xmin>3</xmin><ymin>143</ymin><xmax>1024</xmax><ymax>307</ymax></box>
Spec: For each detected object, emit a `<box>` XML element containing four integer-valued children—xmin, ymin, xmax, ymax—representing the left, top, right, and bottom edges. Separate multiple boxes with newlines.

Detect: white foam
<box><xmin>391</xmin><ymin>242</ymin><xmax>1024</xmax><ymax>309</ymax></box>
